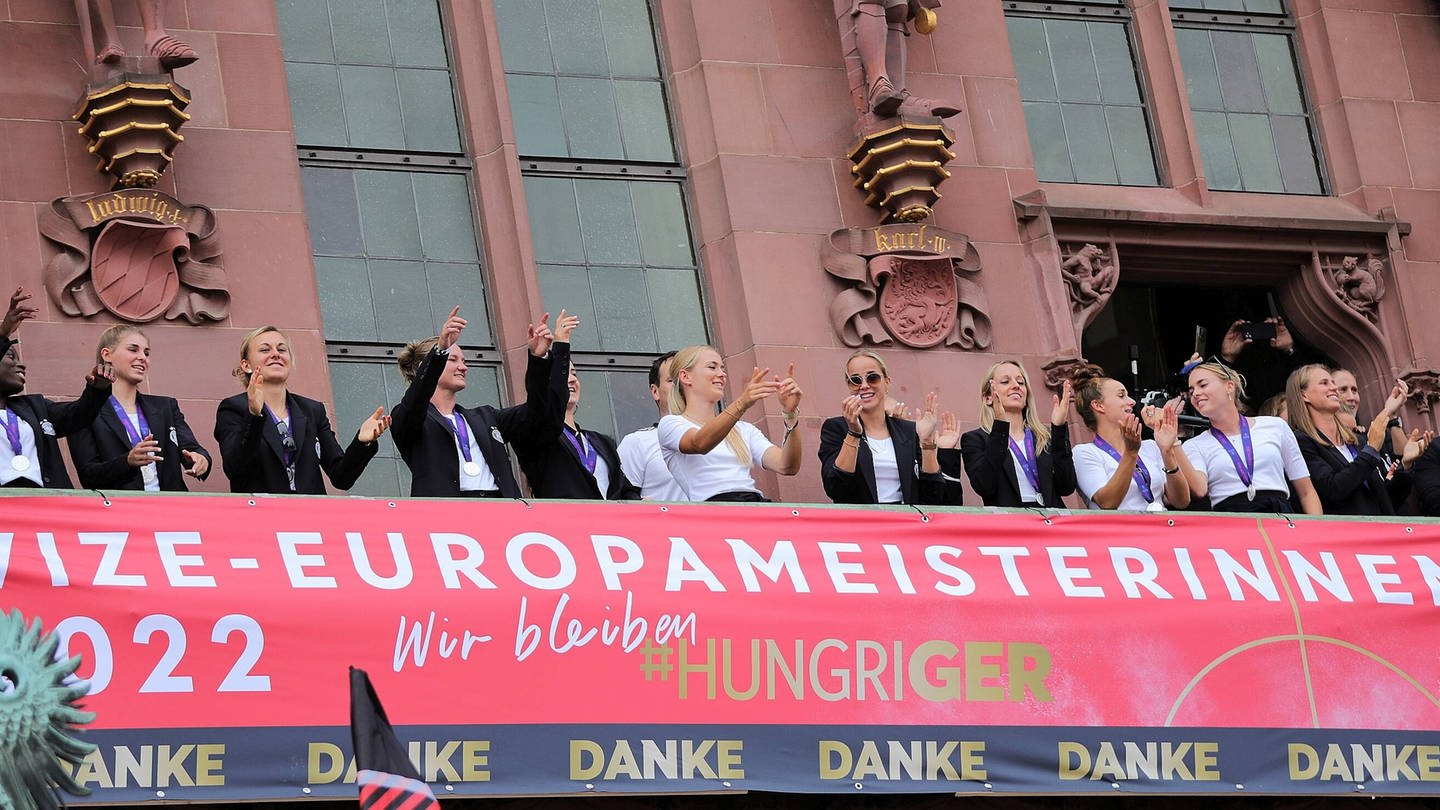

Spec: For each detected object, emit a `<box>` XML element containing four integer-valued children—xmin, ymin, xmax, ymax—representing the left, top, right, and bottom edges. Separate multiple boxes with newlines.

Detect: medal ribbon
<box><xmin>564</xmin><ymin>425</ymin><xmax>598</xmax><ymax>473</ymax></box>
<box><xmin>448</xmin><ymin>413</ymin><xmax>475</xmax><ymax>463</ymax></box>
<box><xmin>1209</xmin><ymin>416</ymin><xmax>1255</xmax><ymax>489</ymax></box>
<box><xmin>1093</xmin><ymin>436</ymin><xmax>1155</xmax><ymax>503</ymax></box>
<box><xmin>1007</xmin><ymin>429</ymin><xmax>1041</xmax><ymax>492</ymax></box>
<box><xmin>262</xmin><ymin>405</ymin><xmax>295</xmax><ymax>468</ymax></box>
<box><xmin>108</xmin><ymin>396</ymin><xmax>151</xmax><ymax>447</ymax></box>
<box><xmin>1</xmin><ymin>409</ymin><xmax>22</xmax><ymax>456</ymax></box>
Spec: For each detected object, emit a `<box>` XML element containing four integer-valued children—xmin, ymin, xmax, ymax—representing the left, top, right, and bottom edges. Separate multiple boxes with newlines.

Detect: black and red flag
<box><xmin>349</xmin><ymin>667</ymin><xmax>439</xmax><ymax>810</ymax></box>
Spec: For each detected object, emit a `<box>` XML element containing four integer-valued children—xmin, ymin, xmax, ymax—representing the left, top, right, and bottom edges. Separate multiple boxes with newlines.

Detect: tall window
<box><xmin>1171</xmin><ymin>0</ymin><xmax>1324</xmax><ymax>194</ymax></box>
<box><xmin>1006</xmin><ymin>0</ymin><xmax>1160</xmax><ymax>186</ymax></box>
<box><xmin>278</xmin><ymin>0</ymin><xmax>496</xmax><ymax>495</ymax></box>
<box><xmin>495</xmin><ymin>0</ymin><xmax>708</xmax><ymax>441</ymax></box>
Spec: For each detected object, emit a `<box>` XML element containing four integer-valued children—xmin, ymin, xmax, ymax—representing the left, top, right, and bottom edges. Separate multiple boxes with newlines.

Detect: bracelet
<box><xmin>1163</xmin><ymin>465</ymin><xmax>1180</xmax><ymax>475</ymax></box>
<box><xmin>920</xmin><ymin>442</ymin><xmax>938</xmax><ymax>451</ymax></box>
<box><xmin>783</xmin><ymin>411</ymin><xmax>799</xmax><ymax>422</ymax></box>
<box><xmin>847</xmin><ymin>428</ymin><xmax>863</xmax><ymax>438</ymax></box>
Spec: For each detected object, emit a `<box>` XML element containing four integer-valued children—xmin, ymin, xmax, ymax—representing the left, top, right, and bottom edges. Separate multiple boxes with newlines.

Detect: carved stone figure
<box><xmin>1060</xmin><ymin>242</ymin><xmax>1119</xmax><ymax>332</ymax></box>
<box><xmin>0</xmin><ymin>609</ymin><xmax>96</xmax><ymax>810</ymax></box>
<box><xmin>823</xmin><ymin>223</ymin><xmax>990</xmax><ymax>350</ymax></box>
<box><xmin>73</xmin><ymin>0</ymin><xmax>198</xmax><ymax>69</ymax></box>
<box><xmin>1329</xmin><ymin>254</ymin><xmax>1385</xmax><ymax>322</ymax></box>
<box><xmin>835</xmin><ymin>0</ymin><xmax>961</xmax><ymax>124</ymax></box>
<box><xmin>1400</xmin><ymin>369</ymin><xmax>1440</xmax><ymax>415</ymax></box>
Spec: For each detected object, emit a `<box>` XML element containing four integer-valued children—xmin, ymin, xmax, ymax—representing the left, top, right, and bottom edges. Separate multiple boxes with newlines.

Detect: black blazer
<box><xmin>1295</xmin><ymin>432</ymin><xmax>1407</xmax><ymax>517</ymax></box>
<box><xmin>1411</xmin><ymin>441</ymin><xmax>1440</xmax><ymax>517</ymax></box>
<box><xmin>390</xmin><ymin>342</ymin><xmax>568</xmax><ymax>498</ymax></box>
<box><xmin>0</xmin><ymin>335</ymin><xmax>109</xmax><ymax>488</ymax></box>
<box><xmin>516</xmin><ymin>424</ymin><xmax>641</xmax><ymax>500</ymax></box>
<box><xmin>960</xmin><ymin>419</ymin><xmax>1076</xmax><ymax>508</ymax></box>
<box><xmin>817</xmin><ymin>415</ymin><xmax>958</xmax><ymax>505</ymax></box>
<box><xmin>69</xmin><ymin>393</ymin><xmax>211</xmax><ymax>491</ymax></box>
<box><xmin>214</xmin><ymin>391</ymin><xmax>377</xmax><ymax>494</ymax></box>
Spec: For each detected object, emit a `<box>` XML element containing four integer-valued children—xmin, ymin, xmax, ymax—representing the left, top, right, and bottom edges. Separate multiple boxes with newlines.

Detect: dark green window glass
<box><xmin>1006</xmin><ymin>13</ymin><xmax>1159</xmax><ymax>187</ymax></box>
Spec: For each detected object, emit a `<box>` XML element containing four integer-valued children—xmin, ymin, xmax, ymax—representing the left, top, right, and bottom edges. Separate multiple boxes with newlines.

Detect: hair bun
<box><xmin>1068</xmin><ymin>362</ymin><xmax>1106</xmax><ymax>388</ymax></box>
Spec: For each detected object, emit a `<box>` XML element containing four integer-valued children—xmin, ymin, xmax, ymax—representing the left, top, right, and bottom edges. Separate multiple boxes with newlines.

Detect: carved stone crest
<box><xmin>1400</xmin><ymin>369</ymin><xmax>1440</xmax><ymax>415</ymax></box>
<box><xmin>39</xmin><ymin>189</ymin><xmax>228</xmax><ymax>323</ymax></box>
<box><xmin>823</xmin><ymin>223</ymin><xmax>990</xmax><ymax>350</ymax></box>
<box><xmin>1059</xmin><ymin>241</ymin><xmax>1118</xmax><ymax>334</ymax></box>
<box><xmin>1323</xmin><ymin>254</ymin><xmax>1385</xmax><ymax>322</ymax></box>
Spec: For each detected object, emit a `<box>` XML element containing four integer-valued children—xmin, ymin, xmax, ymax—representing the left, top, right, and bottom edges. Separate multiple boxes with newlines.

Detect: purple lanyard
<box><xmin>564</xmin><ymin>426</ymin><xmax>597</xmax><ymax>473</ymax></box>
<box><xmin>1210</xmin><ymin>417</ymin><xmax>1255</xmax><ymax>487</ymax></box>
<box><xmin>108</xmin><ymin>396</ymin><xmax>151</xmax><ymax>447</ymax></box>
<box><xmin>1093</xmin><ymin>436</ymin><xmax>1155</xmax><ymax>503</ymax></box>
<box><xmin>1007</xmin><ymin>429</ymin><xmax>1041</xmax><ymax>492</ymax></box>
<box><xmin>448</xmin><ymin>413</ymin><xmax>475</xmax><ymax>462</ymax></box>
<box><xmin>1</xmin><ymin>409</ymin><xmax>21</xmax><ymax>456</ymax></box>
<box><xmin>262</xmin><ymin>405</ymin><xmax>295</xmax><ymax>468</ymax></box>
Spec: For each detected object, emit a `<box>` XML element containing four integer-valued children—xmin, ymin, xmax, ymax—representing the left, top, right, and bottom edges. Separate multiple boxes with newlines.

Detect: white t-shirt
<box><xmin>657</xmin><ymin>415</ymin><xmax>775</xmax><ymax>502</ymax></box>
<box><xmin>0</xmin><ymin>409</ymin><xmax>42</xmax><ymax>487</ymax></box>
<box><xmin>1008</xmin><ymin>441</ymin><xmax>1042</xmax><ymax>505</ymax></box>
<box><xmin>864</xmin><ymin>435</ymin><xmax>903</xmax><ymax>504</ymax></box>
<box><xmin>617</xmin><ymin>426</ymin><xmax>688</xmax><ymax>501</ymax></box>
<box><xmin>1182</xmin><ymin>415</ymin><xmax>1309</xmax><ymax>502</ymax></box>
<box><xmin>1074</xmin><ymin>439</ymin><xmax>1167</xmax><ymax>511</ymax></box>
<box><xmin>121</xmin><ymin>409</ymin><xmax>160</xmax><ymax>491</ymax></box>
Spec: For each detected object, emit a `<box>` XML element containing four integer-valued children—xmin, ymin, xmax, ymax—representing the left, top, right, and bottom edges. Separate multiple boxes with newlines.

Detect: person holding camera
<box><xmin>1215</xmin><ymin>317</ymin><xmax>1314</xmax><ymax>408</ymax></box>
<box><xmin>1070</xmin><ymin>365</ymin><xmax>1192</xmax><ymax>511</ymax></box>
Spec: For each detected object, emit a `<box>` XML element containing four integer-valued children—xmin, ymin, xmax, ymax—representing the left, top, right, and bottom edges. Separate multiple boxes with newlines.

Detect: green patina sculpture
<box><xmin>0</xmin><ymin>610</ymin><xmax>95</xmax><ymax>810</ymax></box>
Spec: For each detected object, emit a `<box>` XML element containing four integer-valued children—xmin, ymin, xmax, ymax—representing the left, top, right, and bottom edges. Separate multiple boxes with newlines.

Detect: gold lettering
<box><xmin>194</xmin><ymin>744</ymin><xmax>225</xmax><ymax>786</ymax></box>
<box><xmin>964</xmin><ymin>641</ymin><xmax>1005</xmax><ymax>701</ymax></box>
<box><xmin>715</xmin><ymin>740</ymin><xmax>744</xmax><ymax>779</ymax></box>
<box><xmin>570</xmin><ymin>740</ymin><xmax>604</xmax><ymax>780</ymax></box>
<box><xmin>309</xmin><ymin>743</ymin><xmax>346</xmax><ymax>784</ymax></box>
<box><xmin>819</xmin><ymin>740</ymin><xmax>851</xmax><ymax>779</ymax></box>
<box><xmin>1289</xmin><ymin>743</ymin><xmax>1318</xmax><ymax>779</ymax></box>
<box><xmin>73</xmin><ymin>749</ymin><xmax>115</xmax><ymax>789</ymax></box>
<box><xmin>461</xmin><ymin>741</ymin><xmax>490</xmax><ymax>782</ymax></box>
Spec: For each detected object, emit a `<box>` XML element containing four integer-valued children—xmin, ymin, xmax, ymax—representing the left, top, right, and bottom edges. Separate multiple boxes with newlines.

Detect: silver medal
<box><xmin>463</xmin><ymin>461</ymin><xmax>481</xmax><ymax>477</ymax></box>
<box><xmin>11</xmin><ymin>455</ymin><xmax>30</xmax><ymax>472</ymax></box>
<box><xmin>1246</xmin><ymin>483</ymin><xmax>1256</xmax><ymax>500</ymax></box>
<box><xmin>1147</xmin><ymin>500</ymin><xmax>1165</xmax><ymax>513</ymax></box>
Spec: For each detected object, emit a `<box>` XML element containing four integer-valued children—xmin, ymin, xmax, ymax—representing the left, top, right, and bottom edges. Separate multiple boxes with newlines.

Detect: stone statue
<box><xmin>1060</xmin><ymin>242</ymin><xmax>1118</xmax><ymax>332</ymax></box>
<box><xmin>836</xmin><ymin>0</ymin><xmax>961</xmax><ymax>120</ymax></box>
<box><xmin>73</xmin><ymin>0</ymin><xmax>198</xmax><ymax>69</ymax></box>
<box><xmin>1332</xmin><ymin>255</ymin><xmax>1384</xmax><ymax>321</ymax></box>
<box><xmin>0</xmin><ymin>610</ymin><xmax>95</xmax><ymax>810</ymax></box>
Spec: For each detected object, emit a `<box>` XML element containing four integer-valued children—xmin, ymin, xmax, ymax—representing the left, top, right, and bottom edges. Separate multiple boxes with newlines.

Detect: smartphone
<box><xmin>1240</xmin><ymin>321</ymin><xmax>1276</xmax><ymax>342</ymax></box>
<box><xmin>1193</xmin><ymin>325</ymin><xmax>1207</xmax><ymax>357</ymax></box>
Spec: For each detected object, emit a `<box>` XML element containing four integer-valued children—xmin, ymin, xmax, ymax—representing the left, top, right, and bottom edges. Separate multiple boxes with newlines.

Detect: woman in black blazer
<box><xmin>515</xmin><ymin>360</ymin><xmax>641</xmax><ymax>500</ymax></box>
<box><xmin>391</xmin><ymin>308</ymin><xmax>572</xmax><ymax>498</ymax></box>
<box><xmin>958</xmin><ymin>360</ymin><xmax>1076</xmax><ymax>508</ymax></box>
<box><xmin>817</xmin><ymin>350</ymin><xmax>958</xmax><ymax>505</ymax></box>
<box><xmin>1284</xmin><ymin>364</ymin><xmax>1429</xmax><ymax>516</ymax></box>
<box><xmin>69</xmin><ymin>325</ymin><xmax>211</xmax><ymax>491</ymax></box>
<box><xmin>0</xmin><ymin>287</ymin><xmax>113</xmax><ymax>488</ymax></box>
<box><xmin>214</xmin><ymin>325</ymin><xmax>390</xmax><ymax>494</ymax></box>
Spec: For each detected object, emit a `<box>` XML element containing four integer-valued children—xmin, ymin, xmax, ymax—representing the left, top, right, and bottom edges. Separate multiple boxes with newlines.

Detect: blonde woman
<box><xmin>1180</xmin><ymin>358</ymin><xmax>1320</xmax><ymax>514</ymax></box>
<box><xmin>657</xmin><ymin>346</ymin><xmax>803</xmax><ymax>502</ymax></box>
<box><xmin>959</xmin><ymin>361</ymin><xmax>1075</xmax><ymax>507</ymax></box>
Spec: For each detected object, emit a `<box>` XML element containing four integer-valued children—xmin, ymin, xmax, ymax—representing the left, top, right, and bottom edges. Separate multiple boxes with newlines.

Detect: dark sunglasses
<box><xmin>845</xmin><ymin>371</ymin><xmax>884</xmax><ymax>387</ymax></box>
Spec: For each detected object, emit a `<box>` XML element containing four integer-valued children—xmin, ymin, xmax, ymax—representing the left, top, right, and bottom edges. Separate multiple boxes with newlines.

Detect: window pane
<box><xmin>397</xmin><ymin>69</ymin><xmax>462</xmax><ymax>152</ymax></box>
<box><xmin>601</xmin><ymin>0</ymin><xmax>660</xmax><ymax>77</ymax></box>
<box><xmin>605</xmin><ymin>370</ymin><xmax>654</xmax><ymax>439</ymax></box>
<box><xmin>1254</xmin><ymin>33</ymin><xmax>1303</xmax><ymax>114</ymax></box>
<box><xmin>507</xmin><ymin>74</ymin><xmax>569</xmax><ymax>157</ymax></box>
<box><xmin>1272</xmin><ymin>115</ymin><xmax>1322</xmax><ymax>194</ymax></box>
<box><xmin>1228</xmin><ymin>113</ymin><xmax>1284</xmax><ymax>191</ymax></box>
<box><xmin>413</xmin><ymin>173</ymin><xmax>480</xmax><ymax>262</ymax></box>
<box><xmin>458</xmin><ymin>364</ymin><xmax>502</xmax><ymax>412</ymax></box>
<box><xmin>1212</xmin><ymin>30</ymin><xmax>1265</xmax><ymax>113</ymax></box>
<box><xmin>494</xmin><ymin>0</ymin><xmax>554</xmax><ymax>73</ymax></box>
<box><xmin>339</xmin><ymin>65</ymin><xmax>406</xmax><ymax>149</ymax></box>
<box><xmin>386</xmin><ymin>0</ymin><xmax>448</xmax><ymax>68</ymax></box>
<box><xmin>1091</xmin><ymin>22</ymin><xmax>1140</xmax><ymax>105</ymax></box>
<box><xmin>356</xmin><ymin>171</ymin><xmax>423</xmax><ymax>258</ymax></box>
<box><xmin>1194</xmin><ymin>111</ymin><xmax>1242</xmax><ymax>190</ymax></box>
<box><xmin>330</xmin><ymin>0</ymin><xmax>393</xmax><ymax>65</ymax></box>
<box><xmin>631</xmin><ymin>182</ymin><xmax>693</xmax><ymax>267</ymax></box>
<box><xmin>1008</xmin><ymin>17</ymin><xmax>1058</xmax><ymax>101</ymax></box>
<box><xmin>576</xmin><ymin>370</ymin><xmax>615</xmax><ymax>440</ymax></box>
<box><xmin>576</xmin><ymin>179</ymin><xmax>640</xmax><ymax>265</ymax></box>
<box><xmin>559</xmin><ymin>77</ymin><xmax>624</xmax><ymax>159</ymax></box>
<box><xmin>370</xmin><ymin>259</ymin><xmax>432</xmax><ymax>342</ymax></box>
<box><xmin>615</xmin><ymin>80</ymin><xmax>675</xmax><ymax>162</ymax></box>
<box><xmin>301</xmin><ymin>167</ymin><xmax>364</xmax><ymax>256</ymax></box>
<box><xmin>315</xmin><ymin>257</ymin><xmax>377</xmax><ymax>342</ymax></box>
<box><xmin>591</xmin><ymin>266</ymin><xmax>656</xmax><ymax>351</ymax></box>
<box><xmin>523</xmin><ymin>177</ymin><xmax>585</xmax><ymax>263</ymax></box>
<box><xmin>1048</xmin><ymin>19</ymin><xmax>1101</xmax><ymax>102</ymax></box>
<box><xmin>1106</xmin><ymin>106</ymin><xmax>1158</xmax><ymax>186</ymax></box>
<box><xmin>329</xmin><ymin>361</ymin><xmax>404</xmax><ymax>496</ymax></box>
<box><xmin>286</xmin><ymin>63</ymin><xmax>348</xmax><ymax>146</ymax></box>
<box><xmin>1061</xmin><ymin>104</ymin><xmax>1119</xmax><ymax>184</ymax></box>
<box><xmin>425</xmin><ymin>262</ymin><xmax>493</xmax><ymax>346</ymax></box>
<box><xmin>546</xmin><ymin>0</ymin><xmax>609</xmax><ymax>75</ymax></box>
<box><xmin>1023</xmin><ymin>101</ymin><xmax>1073</xmax><ymax>182</ymax></box>
<box><xmin>277</xmin><ymin>0</ymin><xmax>335</xmax><ymax>63</ymax></box>
<box><xmin>1176</xmin><ymin>28</ymin><xmax>1223</xmax><ymax>110</ymax></box>
<box><xmin>647</xmin><ymin>268</ymin><xmax>707</xmax><ymax>350</ymax></box>
<box><xmin>538</xmin><ymin>265</ymin><xmax>601</xmax><ymax>351</ymax></box>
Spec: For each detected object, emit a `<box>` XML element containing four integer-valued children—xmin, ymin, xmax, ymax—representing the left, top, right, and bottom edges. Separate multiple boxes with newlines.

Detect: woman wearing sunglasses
<box><xmin>958</xmin><ymin>360</ymin><xmax>1076</xmax><ymax>507</ymax></box>
<box><xmin>1180</xmin><ymin>357</ymin><xmax>1320</xmax><ymax>513</ymax></box>
<box><xmin>818</xmin><ymin>350</ymin><xmax>959</xmax><ymax>505</ymax></box>
<box><xmin>214</xmin><ymin>325</ymin><xmax>391</xmax><ymax>494</ymax></box>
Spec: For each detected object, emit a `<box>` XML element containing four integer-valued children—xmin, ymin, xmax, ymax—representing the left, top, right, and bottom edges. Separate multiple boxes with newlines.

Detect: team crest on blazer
<box><xmin>40</xmin><ymin>420</ymin><xmax>56</xmax><ymax>436</ymax></box>
<box><xmin>169</xmin><ymin>426</ymin><xmax>179</xmax><ymax>446</ymax></box>
<box><xmin>491</xmin><ymin>426</ymin><xmax>504</xmax><ymax>444</ymax></box>
<box><xmin>315</xmin><ymin>439</ymin><xmax>322</xmax><ymax>458</ymax></box>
